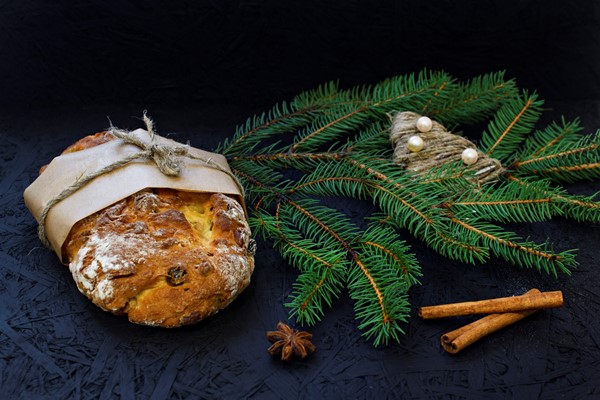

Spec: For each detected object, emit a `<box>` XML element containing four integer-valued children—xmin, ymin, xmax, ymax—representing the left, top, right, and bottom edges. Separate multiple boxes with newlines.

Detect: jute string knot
<box><xmin>108</xmin><ymin>113</ymin><xmax>189</xmax><ymax>177</ymax></box>
<box><xmin>37</xmin><ymin>113</ymin><xmax>245</xmax><ymax>249</ymax></box>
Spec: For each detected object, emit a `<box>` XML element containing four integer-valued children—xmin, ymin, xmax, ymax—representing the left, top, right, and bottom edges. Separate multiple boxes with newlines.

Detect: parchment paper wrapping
<box><xmin>24</xmin><ymin>129</ymin><xmax>244</xmax><ymax>263</ymax></box>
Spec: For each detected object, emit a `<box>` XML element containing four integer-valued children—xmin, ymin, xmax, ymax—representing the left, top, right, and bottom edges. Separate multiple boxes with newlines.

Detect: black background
<box><xmin>1</xmin><ymin>1</ymin><xmax>600</xmax><ymax>399</ymax></box>
<box><xmin>2</xmin><ymin>0</ymin><xmax>600</xmax><ymax>108</ymax></box>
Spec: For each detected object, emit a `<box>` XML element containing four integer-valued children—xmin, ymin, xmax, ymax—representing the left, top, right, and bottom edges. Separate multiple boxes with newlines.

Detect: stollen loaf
<box><xmin>26</xmin><ymin>131</ymin><xmax>255</xmax><ymax>327</ymax></box>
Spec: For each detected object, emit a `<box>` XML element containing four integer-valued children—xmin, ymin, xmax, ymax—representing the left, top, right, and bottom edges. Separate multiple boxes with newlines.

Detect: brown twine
<box><xmin>390</xmin><ymin>111</ymin><xmax>504</xmax><ymax>184</ymax></box>
<box><xmin>37</xmin><ymin>112</ymin><xmax>245</xmax><ymax>249</ymax></box>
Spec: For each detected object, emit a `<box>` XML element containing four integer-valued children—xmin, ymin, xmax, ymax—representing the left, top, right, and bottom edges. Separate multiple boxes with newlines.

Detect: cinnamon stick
<box><xmin>418</xmin><ymin>289</ymin><xmax>563</xmax><ymax>319</ymax></box>
<box><xmin>440</xmin><ymin>289</ymin><xmax>541</xmax><ymax>354</ymax></box>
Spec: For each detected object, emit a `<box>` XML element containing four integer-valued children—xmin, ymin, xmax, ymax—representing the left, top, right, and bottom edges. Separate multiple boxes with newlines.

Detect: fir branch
<box><xmin>229</xmin><ymin>122</ymin><xmax>391</xmax><ymax>171</ymax></box>
<box><xmin>230</xmin><ymin>159</ymin><xmax>285</xmax><ymax>187</ymax></box>
<box><xmin>481</xmin><ymin>91</ymin><xmax>543</xmax><ymax>161</ymax></box>
<box><xmin>445</xmin><ymin>178</ymin><xmax>562</xmax><ymax>223</ymax></box>
<box><xmin>280</xmin><ymin>198</ymin><xmax>411</xmax><ymax>343</ymax></box>
<box><xmin>416</xmin><ymin>160</ymin><xmax>483</xmax><ymax>192</ymax></box>
<box><xmin>349</xmin><ymin>225</ymin><xmax>421</xmax><ymax>346</ymax></box>
<box><xmin>229</xmin><ymin>161</ymin><xmax>289</xmax><ymax>205</ymax></box>
<box><xmin>347</xmin><ymin>251</ymin><xmax>410</xmax><ymax>347</ymax></box>
<box><xmin>359</xmin><ymin>225</ymin><xmax>422</xmax><ymax>285</ymax></box>
<box><xmin>287</xmin><ymin>266</ymin><xmax>347</xmax><ymax>326</ymax></box>
<box><xmin>367</xmin><ymin>70</ymin><xmax>452</xmax><ymax>109</ymax></box>
<box><xmin>369</xmin><ymin>211</ymin><xmax>489</xmax><ymax>264</ymax></box>
<box><xmin>237</xmin><ymin>162</ymin><xmax>416</xmax><ymax>341</ymax></box>
<box><xmin>506</xmin><ymin>174</ymin><xmax>600</xmax><ymax>223</ymax></box>
<box><xmin>274</xmin><ymin>201</ymin><xmax>350</xmax><ymax>298</ymax></box>
<box><xmin>513</xmin><ymin>130</ymin><xmax>600</xmax><ymax>182</ymax></box>
<box><xmin>448</xmin><ymin>213</ymin><xmax>577</xmax><ymax>277</ymax></box>
<box><xmin>219</xmin><ymin>70</ymin><xmax>599</xmax><ymax>346</ymax></box>
<box><xmin>338</xmin><ymin>157</ymin><xmax>443</xmax><ymax>234</ymax></box>
<box><xmin>434</xmin><ymin>229</ymin><xmax>490</xmax><ymax>264</ymax></box>
<box><xmin>516</xmin><ymin>118</ymin><xmax>583</xmax><ymax>160</ymax></box>
<box><xmin>427</xmin><ymin>71</ymin><xmax>518</xmax><ymax>125</ymax></box>
<box><xmin>219</xmin><ymin>81</ymin><xmax>347</xmax><ymax>156</ymax></box>
<box><xmin>251</xmin><ymin>209</ymin><xmax>347</xmax><ymax>326</ymax></box>
<box><xmin>289</xmin><ymin>71</ymin><xmax>453</xmax><ymax>153</ymax></box>
<box><xmin>532</xmin><ymin>162</ymin><xmax>600</xmax><ymax>182</ymax></box>
<box><xmin>290</xmin><ymin>105</ymin><xmax>374</xmax><ymax>153</ymax></box>
<box><xmin>340</xmin><ymin>121</ymin><xmax>392</xmax><ymax>156</ymax></box>
<box><xmin>349</xmin><ymin>160</ymin><xmax>491</xmax><ymax>264</ymax></box>
<box><xmin>230</xmin><ymin>151</ymin><xmax>348</xmax><ymax>178</ymax></box>
<box><xmin>450</xmin><ymin>197</ymin><xmax>554</xmax><ymax>220</ymax></box>
<box><xmin>220</xmin><ymin>103</ymin><xmax>313</xmax><ymax>156</ymax></box>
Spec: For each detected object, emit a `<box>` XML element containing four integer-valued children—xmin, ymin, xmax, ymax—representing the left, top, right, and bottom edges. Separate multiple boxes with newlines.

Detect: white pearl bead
<box><xmin>461</xmin><ymin>148</ymin><xmax>479</xmax><ymax>165</ymax></box>
<box><xmin>406</xmin><ymin>135</ymin><xmax>424</xmax><ymax>153</ymax></box>
<box><xmin>416</xmin><ymin>116</ymin><xmax>433</xmax><ymax>133</ymax></box>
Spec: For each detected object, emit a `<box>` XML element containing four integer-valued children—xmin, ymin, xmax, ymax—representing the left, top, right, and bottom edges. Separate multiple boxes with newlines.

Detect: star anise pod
<box><xmin>266</xmin><ymin>322</ymin><xmax>316</xmax><ymax>361</ymax></box>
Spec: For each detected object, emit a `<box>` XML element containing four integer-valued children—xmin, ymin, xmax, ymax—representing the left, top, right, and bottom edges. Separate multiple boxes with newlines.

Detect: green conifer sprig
<box><xmin>504</xmin><ymin>174</ymin><xmax>600</xmax><ymax>223</ymax></box>
<box><xmin>218</xmin><ymin>70</ymin><xmax>600</xmax><ymax>346</ymax></box>
<box><xmin>426</xmin><ymin>71</ymin><xmax>516</xmax><ymax>124</ymax></box>
<box><xmin>516</xmin><ymin>118</ymin><xmax>583</xmax><ymax>160</ymax></box>
<box><xmin>446</xmin><ymin>212</ymin><xmax>576</xmax><ymax>277</ymax></box>
<box><xmin>480</xmin><ymin>91</ymin><xmax>544</xmax><ymax>161</ymax></box>
<box><xmin>514</xmin><ymin>130</ymin><xmax>600</xmax><ymax>182</ymax></box>
<box><xmin>448</xmin><ymin>178</ymin><xmax>563</xmax><ymax>223</ymax></box>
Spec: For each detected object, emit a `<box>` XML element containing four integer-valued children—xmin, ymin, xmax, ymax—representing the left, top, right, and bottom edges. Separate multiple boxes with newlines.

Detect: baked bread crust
<box><xmin>48</xmin><ymin>133</ymin><xmax>255</xmax><ymax>327</ymax></box>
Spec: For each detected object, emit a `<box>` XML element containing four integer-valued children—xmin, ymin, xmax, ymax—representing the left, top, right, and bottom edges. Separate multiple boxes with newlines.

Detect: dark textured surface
<box><xmin>2</xmin><ymin>1</ymin><xmax>600</xmax><ymax>399</ymax></box>
<box><xmin>2</xmin><ymin>102</ymin><xmax>600</xmax><ymax>399</ymax></box>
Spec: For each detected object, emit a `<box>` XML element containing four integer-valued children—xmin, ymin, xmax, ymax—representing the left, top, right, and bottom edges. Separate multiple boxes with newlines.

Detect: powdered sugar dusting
<box><xmin>215</xmin><ymin>248</ymin><xmax>251</xmax><ymax>294</ymax></box>
<box><xmin>69</xmin><ymin>230</ymin><xmax>156</xmax><ymax>310</ymax></box>
<box><xmin>219</xmin><ymin>195</ymin><xmax>245</xmax><ymax>221</ymax></box>
<box><xmin>211</xmin><ymin>194</ymin><xmax>253</xmax><ymax>294</ymax></box>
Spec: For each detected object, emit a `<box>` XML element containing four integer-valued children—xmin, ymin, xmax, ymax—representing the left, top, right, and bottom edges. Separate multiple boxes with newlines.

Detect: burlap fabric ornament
<box><xmin>390</xmin><ymin>111</ymin><xmax>504</xmax><ymax>184</ymax></box>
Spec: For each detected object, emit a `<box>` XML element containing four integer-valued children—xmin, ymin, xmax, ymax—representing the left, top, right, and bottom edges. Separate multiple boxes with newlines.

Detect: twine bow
<box><xmin>37</xmin><ymin>112</ymin><xmax>245</xmax><ymax>249</ymax></box>
<box><xmin>108</xmin><ymin>113</ymin><xmax>190</xmax><ymax>176</ymax></box>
